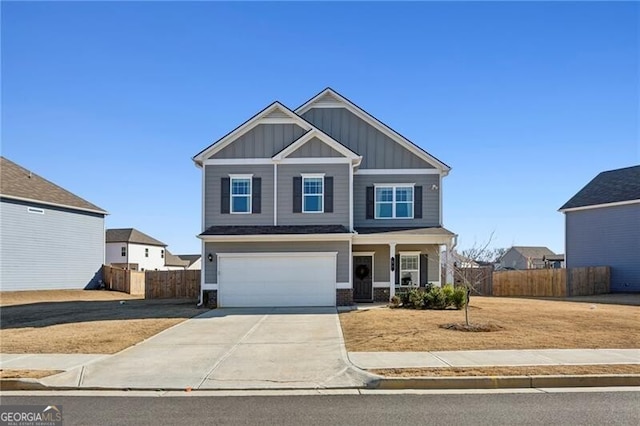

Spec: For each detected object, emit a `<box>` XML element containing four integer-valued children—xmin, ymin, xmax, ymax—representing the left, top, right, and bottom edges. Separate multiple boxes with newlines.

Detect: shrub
<box><xmin>441</xmin><ymin>284</ymin><xmax>455</xmax><ymax>306</ymax></box>
<box><xmin>407</xmin><ymin>288</ymin><xmax>424</xmax><ymax>309</ymax></box>
<box><xmin>389</xmin><ymin>295</ymin><xmax>402</xmax><ymax>308</ymax></box>
<box><xmin>424</xmin><ymin>286</ymin><xmax>447</xmax><ymax>309</ymax></box>
<box><xmin>451</xmin><ymin>286</ymin><xmax>467</xmax><ymax>309</ymax></box>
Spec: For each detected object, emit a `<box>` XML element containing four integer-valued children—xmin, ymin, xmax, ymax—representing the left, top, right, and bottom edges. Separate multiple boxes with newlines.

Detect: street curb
<box><xmin>371</xmin><ymin>374</ymin><xmax>640</xmax><ymax>390</ymax></box>
<box><xmin>3</xmin><ymin>375</ymin><xmax>640</xmax><ymax>392</ymax></box>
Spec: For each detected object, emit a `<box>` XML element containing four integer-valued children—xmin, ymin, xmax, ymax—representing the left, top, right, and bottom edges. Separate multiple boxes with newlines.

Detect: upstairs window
<box><xmin>121</xmin><ymin>247</ymin><xmax>126</xmax><ymax>257</ymax></box>
<box><xmin>302</xmin><ymin>175</ymin><xmax>324</xmax><ymax>213</ymax></box>
<box><xmin>145</xmin><ymin>248</ymin><xmax>149</xmax><ymax>258</ymax></box>
<box><xmin>230</xmin><ymin>176</ymin><xmax>252</xmax><ymax>214</ymax></box>
<box><xmin>161</xmin><ymin>249</ymin><xmax>164</xmax><ymax>259</ymax></box>
<box><xmin>375</xmin><ymin>185</ymin><xmax>414</xmax><ymax>219</ymax></box>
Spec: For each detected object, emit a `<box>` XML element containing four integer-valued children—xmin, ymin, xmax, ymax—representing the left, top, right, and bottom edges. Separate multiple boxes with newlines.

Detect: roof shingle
<box><xmin>106</xmin><ymin>228</ymin><xmax>167</xmax><ymax>246</ymax></box>
<box><xmin>0</xmin><ymin>157</ymin><xmax>107</xmax><ymax>214</ymax></box>
<box><xmin>560</xmin><ymin>165</ymin><xmax>640</xmax><ymax>210</ymax></box>
<box><xmin>200</xmin><ymin>225</ymin><xmax>351</xmax><ymax>236</ymax></box>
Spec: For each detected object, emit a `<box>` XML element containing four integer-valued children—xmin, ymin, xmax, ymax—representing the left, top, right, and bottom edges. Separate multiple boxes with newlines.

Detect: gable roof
<box><xmin>295</xmin><ymin>88</ymin><xmax>451</xmax><ymax>174</ymax></box>
<box><xmin>0</xmin><ymin>157</ymin><xmax>107</xmax><ymax>215</ymax></box>
<box><xmin>106</xmin><ymin>228</ymin><xmax>167</xmax><ymax>247</ymax></box>
<box><xmin>504</xmin><ymin>246</ymin><xmax>556</xmax><ymax>260</ymax></box>
<box><xmin>176</xmin><ymin>254</ymin><xmax>201</xmax><ymax>267</ymax></box>
<box><xmin>560</xmin><ymin>165</ymin><xmax>640</xmax><ymax>211</ymax></box>
<box><xmin>272</xmin><ymin>129</ymin><xmax>361</xmax><ymax>162</ymax></box>
<box><xmin>164</xmin><ymin>250</ymin><xmax>190</xmax><ymax>267</ymax></box>
<box><xmin>192</xmin><ymin>102</ymin><xmax>313</xmax><ymax>165</ymax></box>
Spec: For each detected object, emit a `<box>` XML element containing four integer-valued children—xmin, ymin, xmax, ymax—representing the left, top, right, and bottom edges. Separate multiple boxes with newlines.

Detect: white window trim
<box><xmin>399</xmin><ymin>252</ymin><xmax>420</xmax><ymax>287</ymax></box>
<box><xmin>374</xmin><ymin>184</ymin><xmax>415</xmax><ymax>219</ymax></box>
<box><xmin>229</xmin><ymin>174</ymin><xmax>253</xmax><ymax>215</ymax></box>
<box><xmin>301</xmin><ymin>173</ymin><xmax>325</xmax><ymax>214</ymax></box>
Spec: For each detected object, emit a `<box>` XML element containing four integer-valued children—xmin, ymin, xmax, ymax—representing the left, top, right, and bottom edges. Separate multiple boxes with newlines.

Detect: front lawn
<box><xmin>339</xmin><ymin>296</ymin><xmax>640</xmax><ymax>352</ymax></box>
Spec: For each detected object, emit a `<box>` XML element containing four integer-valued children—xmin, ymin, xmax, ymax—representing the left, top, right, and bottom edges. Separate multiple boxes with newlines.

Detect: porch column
<box><xmin>389</xmin><ymin>242</ymin><xmax>396</xmax><ymax>300</ymax></box>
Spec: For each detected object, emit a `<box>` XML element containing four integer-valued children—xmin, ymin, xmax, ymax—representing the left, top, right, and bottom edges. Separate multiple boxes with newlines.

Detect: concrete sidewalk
<box><xmin>0</xmin><ymin>354</ymin><xmax>108</xmax><ymax>370</ymax></box>
<box><xmin>348</xmin><ymin>349</ymin><xmax>640</xmax><ymax>369</ymax></box>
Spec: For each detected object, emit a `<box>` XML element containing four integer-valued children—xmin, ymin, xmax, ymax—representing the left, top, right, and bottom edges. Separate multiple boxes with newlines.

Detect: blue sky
<box><xmin>2</xmin><ymin>1</ymin><xmax>638</xmax><ymax>255</ymax></box>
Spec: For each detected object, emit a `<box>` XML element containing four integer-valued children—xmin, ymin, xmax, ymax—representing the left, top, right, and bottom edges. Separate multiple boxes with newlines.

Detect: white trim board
<box><xmin>272</xmin><ymin>128</ymin><xmax>361</xmax><ymax>162</ymax></box>
<box><xmin>355</xmin><ymin>169</ymin><xmax>440</xmax><ymax>175</ymax></box>
<box><xmin>0</xmin><ymin>194</ymin><xmax>108</xmax><ymax>216</ymax></box>
<box><xmin>559</xmin><ymin>199</ymin><xmax>640</xmax><ymax>213</ymax></box>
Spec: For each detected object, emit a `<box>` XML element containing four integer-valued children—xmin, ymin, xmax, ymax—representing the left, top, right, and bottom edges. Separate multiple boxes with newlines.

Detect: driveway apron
<box><xmin>41</xmin><ymin>307</ymin><xmax>371</xmax><ymax>390</ymax></box>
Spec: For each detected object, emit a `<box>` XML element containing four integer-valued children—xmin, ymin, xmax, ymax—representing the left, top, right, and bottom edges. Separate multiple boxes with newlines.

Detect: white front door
<box><xmin>218</xmin><ymin>253</ymin><xmax>336</xmax><ymax>307</ymax></box>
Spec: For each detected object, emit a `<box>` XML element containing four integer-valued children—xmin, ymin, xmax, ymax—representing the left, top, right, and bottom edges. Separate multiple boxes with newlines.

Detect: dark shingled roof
<box><xmin>176</xmin><ymin>254</ymin><xmax>201</xmax><ymax>267</ymax></box>
<box><xmin>200</xmin><ymin>225</ymin><xmax>351</xmax><ymax>236</ymax></box>
<box><xmin>164</xmin><ymin>250</ymin><xmax>190</xmax><ymax>267</ymax></box>
<box><xmin>508</xmin><ymin>246</ymin><xmax>556</xmax><ymax>259</ymax></box>
<box><xmin>106</xmin><ymin>228</ymin><xmax>167</xmax><ymax>246</ymax></box>
<box><xmin>0</xmin><ymin>156</ymin><xmax>107</xmax><ymax>214</ymax></box>
<box><xmin>560</xmin><ymin>165</ymin><xmax>640</xmax><ymax>210</ymax></box>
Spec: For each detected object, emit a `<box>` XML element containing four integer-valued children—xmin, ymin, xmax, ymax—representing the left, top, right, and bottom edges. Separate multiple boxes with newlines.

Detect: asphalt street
<box><xmin>2</xmin><ymin>391</ymin><xmax>639</xmax><ymax>425</ymax></box>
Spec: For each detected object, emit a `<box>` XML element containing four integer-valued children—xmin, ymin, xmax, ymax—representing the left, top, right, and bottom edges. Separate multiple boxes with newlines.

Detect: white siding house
<box><xmin>105</xmin><ymin>228</ymin><xmax>167</xmax><ymax>271</ymax></box>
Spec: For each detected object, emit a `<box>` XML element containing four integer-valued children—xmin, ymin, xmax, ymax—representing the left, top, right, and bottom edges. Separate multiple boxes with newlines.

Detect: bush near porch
<box><xmin>392</xmin><ymin>285</ymin><xmax>466</xmax><ymax>310</ymax></box>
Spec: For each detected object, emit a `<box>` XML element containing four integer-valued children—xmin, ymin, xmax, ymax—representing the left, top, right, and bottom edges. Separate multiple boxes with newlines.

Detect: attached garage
<box><xmin>217</xmin><ymin>252</ymin><xmax>337</xmax><ymax>307</ymax></box>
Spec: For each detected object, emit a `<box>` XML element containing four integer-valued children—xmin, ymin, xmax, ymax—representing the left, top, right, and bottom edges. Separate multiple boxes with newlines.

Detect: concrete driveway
<box><xmin>42</xmin><ymin>307</ymin><xmax>372</xmax><ymax>390</ymax></box>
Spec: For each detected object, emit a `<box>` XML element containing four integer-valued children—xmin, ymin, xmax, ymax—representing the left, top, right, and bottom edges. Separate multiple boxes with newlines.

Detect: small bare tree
<box><xmin>451</xmin><ymin>235</ymin><xmax>499</xmax><ymax>326</ymax></box>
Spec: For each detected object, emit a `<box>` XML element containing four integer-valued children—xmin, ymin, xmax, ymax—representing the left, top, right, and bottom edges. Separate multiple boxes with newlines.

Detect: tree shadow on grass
<box><xmin>0</xmin><ymin>299</ymin><xmax>200</xmax><ymax>329</ymax></box>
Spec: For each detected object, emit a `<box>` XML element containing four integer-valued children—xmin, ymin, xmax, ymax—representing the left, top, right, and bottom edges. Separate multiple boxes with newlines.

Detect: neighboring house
<box><xmin>559</xmin><ymin>165</ymin><xmax>640</xmax><ymax>292</ymax></box>
<box><xmin>498</xmin><ymin>246</ymin><xmax>556</xmax><ymax>270</ymax></box>
<box><xmin>192</xmin><ymin>88</ymin><xmax>455</xmax><ymax>307</ymax></box>
<box><xmin>164</xmin><ymin>250</ymin><xmax>190</xmax><ymax>270</ymax></box>
<box><xmin>105</xmin><ymin>228</ymin><xmax>167</xmax><ymax>271</ymax></box>
<box><xmin>543</xmin><ymin>254</ymin><xmax>565</xmax><ymax>269</ymax></box>
<box><xmin>177</xmin><ymin>254</ymin><xmax>202</xmax><ymax>270</ymax></box>
<box><xmin>0</xmin><ymin>157</ymin><xmax>107</xmax><ymax>290</ymax></box>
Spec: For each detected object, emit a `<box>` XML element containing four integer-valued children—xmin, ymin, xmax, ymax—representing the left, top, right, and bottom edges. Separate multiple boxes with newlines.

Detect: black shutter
<box><xmin>252</xmin><ymin>177</ymin><xmax>261</xmax><ymax>214</ymax></box>
<box><xmin>293</xmin><ymin>177</ymin><xmax>302</xmax><ymax>213</ymax></box>
<box><xmin>366</xmin><ymin>186</ymin><xmax>374</xmax><ymax>219</ymax></box>
<box><xmin>324</xmin><ymin>177</ymin><xmax>333</xmax><ymax>213</ymax></box>
<box><xmin>414</xmin><ymin>186</ymin><xmax>423</xmax><ymax>219</ymax></box>
<box><xmin>221</xmin><ymin>177</ymin><xmax>230</xmax><ymax>214</ymax></box>
<box><xmin>395</xmin><ymin>254</ymin><xmax>400</xmax><ymax>286</ymax></box>
<box><xmin>420</xmin><ymin>254</ymin><xmax>428</xmax><ymax>287</ymax></box>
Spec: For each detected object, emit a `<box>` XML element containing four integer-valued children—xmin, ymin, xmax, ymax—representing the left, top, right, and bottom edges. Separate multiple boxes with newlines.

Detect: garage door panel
<box><xmin>218</xmin><ymin>253</ymin><xmax>336</xmax><ymax>307</ymax></box>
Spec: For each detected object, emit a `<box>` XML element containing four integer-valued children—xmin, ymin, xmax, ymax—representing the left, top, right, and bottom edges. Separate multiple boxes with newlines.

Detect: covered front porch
<box><xmin>351</xmin><ymin>227</ymin><xmax>456</xmax><ymax>303</ymax></box>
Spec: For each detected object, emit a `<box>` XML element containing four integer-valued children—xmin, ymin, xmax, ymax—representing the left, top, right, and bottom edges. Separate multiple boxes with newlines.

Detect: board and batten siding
<box><xmin>288</xmin><ymin>137</ymin><xmax>344</xmax><ymax>158</ymax></box>
<box><xmin>565</xmin><ymin>203</ymin><xmax>640</xmax><ymax>292</ymax></box>
<box><xmin>210</xmin><ymin>124</ymin><xmax>307</xmax><ymax>159</ymax></box>
<box><xmin>0</xmin><ymin>198</ymin><xmax>105</xmax><ymax>291</ymax></box>
<box><xmin>204</xmin><ymin>241</ymin><xmax>350</xmax><ymax>284</ymax></box>
<box><xmin>204</xmin><ymin>164</ymin><xmax>274</xmax><ymax>228</ymax></box>
<box><xmin>277</xmin><ymin>163</ymin><xmax>350</xmax><ymax>226</ymax></box>
<box><xmin>301</xmin><ymin>108</ymin><xmax>435</xmax><ymax>169</ymax></box>
<box><xmin>353</xmin><ymin>174</ymin><xmax>440</xmax><ymax>228</ymax></box>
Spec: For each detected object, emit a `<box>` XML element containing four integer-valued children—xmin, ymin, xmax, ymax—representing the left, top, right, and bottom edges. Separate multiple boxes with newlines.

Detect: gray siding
<box><xmin>277</xmin><ymin>163</ymin><xmax>350</xmax><ymax>226</ymax></box>
<box><xmin>354</xmin><ymin>174</ymin><xmax>440</xmax><ymax>228</ymax></box>
<box><xmin>499</xmin><ymin>248</ymin><xmax>527</xmax><ymax>270</ymax></box>
<box><xmin>566</xmin><ymin>204</ymin><xmax>640</xmax><ymax>292</ymax></box>
<box><xmin>352</xmin><ymin>244</ymin><xmax>441</xmax><ymax>283</ymax></box>
<box><xmin>204</xmin><ymin>165</ymin><xmax>274</xmax><ymax>228</ymax></box>
<box><xmin>211</xmin><ymin>124</ymin><xmax>307</xmax><ymax>159</ymax></box>
<box><xmin>302</xmin><ymin>108</ymin><xmax>435</xmax><ymax>169</ymax></box>
<box><xmin>0</xmin><ymin>199</ymin><xmax>105</xmax><ymax>291</ymax></box>
<box><xmin>288</xmin><ymin>137</ymin><xmax>343</xmax><ymax>158</ymax></box>
<box><xmin>204</xmin><ymin>241</ymin><xmax>350</xmax><ymax>284</ymax></box>
<box><xmin>353</xmin><ymin>244</ymin><xmax>390</xmax><ymax>282</ymax></box>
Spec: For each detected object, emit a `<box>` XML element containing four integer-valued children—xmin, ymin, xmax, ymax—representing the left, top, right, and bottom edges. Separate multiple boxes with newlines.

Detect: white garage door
<box><xmin>218</xmin><ymin>253</ymin><xmax>336</xmax><ymax>307</ymax></box>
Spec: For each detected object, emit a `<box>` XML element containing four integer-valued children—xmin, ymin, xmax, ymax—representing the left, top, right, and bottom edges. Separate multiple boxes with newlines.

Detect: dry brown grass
<box><xmin>340</xmin><ymin>297</ymin><xmax>640</xmax><ymax>352</ymax></box>
<box><xmin>0</xmin><ymin>289</ymin><xmax>141</xmax><ymax>307</ymax></box>
<box><xmin>372</xmin><ymin>364</ymin><xmax>640</xmax><ymax>377</ymax></box>
<box><xmin>0</xmin><ymin>369</ymin><xmax>63</xmax><ymax>379</ymax></box>
<box><xmin>0</xmin><ymin>290</ymin><xmax>202</xmax><ymax>354</ymax></box>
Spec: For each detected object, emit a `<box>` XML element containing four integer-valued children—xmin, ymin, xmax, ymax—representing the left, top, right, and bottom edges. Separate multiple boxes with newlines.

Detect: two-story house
<box><xmin>105</xmin><ymin>228</ymin><xmax>167</xmax><ymax>271</ymax></box>
<box><xmin>193</xmin><ymin>89</ymin><xmax>455</xmax><ymax>308</ymax></box>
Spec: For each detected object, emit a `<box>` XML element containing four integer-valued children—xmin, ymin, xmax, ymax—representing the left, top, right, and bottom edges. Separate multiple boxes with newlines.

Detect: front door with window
<box><xmin>353</xmin><ymin>255</ymin><xmax>373</xmax><ymax>302</ymax></box>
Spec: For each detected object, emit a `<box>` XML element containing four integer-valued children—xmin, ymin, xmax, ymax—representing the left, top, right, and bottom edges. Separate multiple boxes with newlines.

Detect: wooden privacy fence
<box><xmin>455</xmin><ymin>266</ymin><xmax>493</xmax><ymax>295</ymax></box>
<box><xmin>102</xmin><ymin>266</ymin><xmax>199</xmax><ymax>299</ymax></box>
<box><xmin>492</xmin><ymin>266</ymin><xmax>610</xmax><ymax>297</ymax></box>
<box><xmin>102</xmin><ymin>265</ymin><xmax>145</xmax><ymax>296</ymax></box>
<box><xmin>145</xmin><ymin>270</ymin><xmax>200</xmax><ymax>299</ymax></box>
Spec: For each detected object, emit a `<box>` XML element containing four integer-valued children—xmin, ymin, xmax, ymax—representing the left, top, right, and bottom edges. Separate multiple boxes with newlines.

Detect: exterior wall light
<box><xmin>207</xmin><ymin>253</ymin><xmax>213</xmax><ymax>262</ymax></box>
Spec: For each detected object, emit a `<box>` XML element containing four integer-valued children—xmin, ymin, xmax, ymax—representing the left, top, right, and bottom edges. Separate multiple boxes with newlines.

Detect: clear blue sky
<box><xmin>2</xmin><ymin>1</ymin><xmax>638</xmax><ymax>255</ymax></box>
